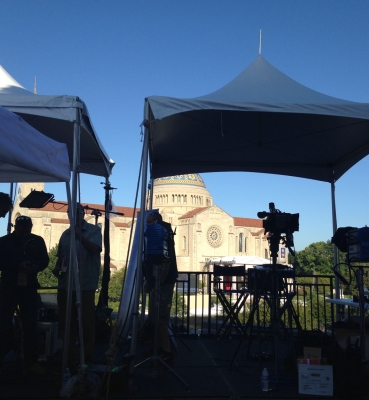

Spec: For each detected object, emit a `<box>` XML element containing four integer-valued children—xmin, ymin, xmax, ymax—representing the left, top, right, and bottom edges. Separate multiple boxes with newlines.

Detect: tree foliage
<box><xmin>38</xmin><ymin>245</ymin><xmax>59</xmax><ymax>288</ymax></box>
<box><xmin>108</xmin><ymin>268</ymin><xmax>126</xmax><ymax>301</ymax></box>
<box><xmin>295</xmin><ymin>239</ymin><xmax>369</xmax><ymax>298</ymax></box>
<box><xmin>295</xmin><ymin>240</ymin><xmax>345</xmax><ymax>275</ymax></box>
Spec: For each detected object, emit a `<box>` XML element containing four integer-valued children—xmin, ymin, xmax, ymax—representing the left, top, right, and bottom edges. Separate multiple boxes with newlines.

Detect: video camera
<box><xmin>258</xmin><ymin>203</ymin><xmax>299</xmax><ymax>235</ymax></box>
<box><xmin>332</xmin><ymin>226</ymin><xmax>369</xmax><ymax>263</ymax></box>
<box><xmin>257</xmin><ymin>203</ymin><xmax>299</xmax><ymax>252</ymax></box>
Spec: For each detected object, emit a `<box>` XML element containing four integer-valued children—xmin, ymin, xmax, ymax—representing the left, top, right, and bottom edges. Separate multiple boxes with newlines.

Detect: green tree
<box><xmin>108</xmin><ymin>268</ymin><xmax>126</xmax><ymax>301</ymax></box>
<box><xmin>295</xmin><ymin>240</ymin><xmax>345</xmax><ymax>275</ymax></box>
<box><xmin>295</xmin><ymin>240</ymin><xmax>369</xmax><ymax>299</ymax></box>
<box><xmin>38</xmin><ymin>245</ymin><xmax>59</xmax><ymax>288</ymax></box>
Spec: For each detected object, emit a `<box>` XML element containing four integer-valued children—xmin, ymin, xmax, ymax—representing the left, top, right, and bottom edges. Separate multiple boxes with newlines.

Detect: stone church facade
<box><xmin>11</xmin><ymin>174</ymin><xmax>287</xmax><ymax>272</ymax></box>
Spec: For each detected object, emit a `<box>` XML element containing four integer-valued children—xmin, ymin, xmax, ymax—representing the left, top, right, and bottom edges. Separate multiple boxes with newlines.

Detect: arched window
<box><xmin>182</xmin><ymin>236</ymin><xmax>186</xmax><ymax>250</ymax></box>
<box><xmin>239</xmin><ymin>233</ymin><xmax>243</xmax><ymax>252</ymax></box>
<box><xmin>265</xmin><ymin>249</ymin><xmax>269</xmax><ymax>259</ymax></box>
<box><xmin>244</xmin><ymin>237</ymin><xmax>247</xmax><ymax>253</ymax></box>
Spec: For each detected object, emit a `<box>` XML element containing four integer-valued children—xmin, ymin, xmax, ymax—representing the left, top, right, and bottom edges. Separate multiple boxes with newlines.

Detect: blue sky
<box><xmin>1</xmin><ymin>1</ymin><xmax>369</xmax><ymax>251</ymax></box>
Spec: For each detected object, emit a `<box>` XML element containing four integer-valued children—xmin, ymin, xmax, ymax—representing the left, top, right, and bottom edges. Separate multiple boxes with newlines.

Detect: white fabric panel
<box><xmin>0</xmin><ymin>106</ymin><xmax>70</xmax><ymax>182</ymax></box>
<box><xmin>0</xmin><ymin>66</ymin><xmax>114</xmax><ymax>178</ymax></box>
<box><xmin>206</xmin><ymin>255</ymin><xmax>271</xmax><ymax>267</ymax></box>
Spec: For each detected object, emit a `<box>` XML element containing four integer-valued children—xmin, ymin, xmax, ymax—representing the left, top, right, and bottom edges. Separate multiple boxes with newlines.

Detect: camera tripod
<box><xmin>134</xmin><ymin>262</ymin><xmax>189</xmax><ymax>388</ymax></box>
<box><xmin>229</xmin><ymin>234</ymin><xmax>301</xmax><ymax>385</ymax></box>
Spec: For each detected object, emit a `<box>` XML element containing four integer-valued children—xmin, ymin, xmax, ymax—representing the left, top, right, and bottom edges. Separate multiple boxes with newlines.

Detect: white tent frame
<box><xmin>0</xmin><ymin>66</ymin><xmax>114</xmax><ymax>375</ymax></box>
<box><xmin>126</xmin><ymin>56</ymin><xmax>369</xmax><ymax>369</ymax></box>
<box><xmin>0</xmin><ymin>105</ymin><xmax>70</xmax><ymax>183</ymax></box>
<box><xmin>0</xmin><ymin>103</ymin><xmax>75</xmax><ymax>372</ymax></box>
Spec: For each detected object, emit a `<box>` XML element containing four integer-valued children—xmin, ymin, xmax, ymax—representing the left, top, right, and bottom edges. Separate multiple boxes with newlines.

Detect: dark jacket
<box><xmin>0</xmin><ymin>232</ymin><xmax>49</xmax><ymax>288</ymax></box>
<box><xmin>158</xmin><ymin>220</ymin><xmax>178</xmax><ymax>284</ymax></box>
<box><xmin>144</xmin><ymin>220</ymin><xmax>178</xmax><ymax>287</ymax></box>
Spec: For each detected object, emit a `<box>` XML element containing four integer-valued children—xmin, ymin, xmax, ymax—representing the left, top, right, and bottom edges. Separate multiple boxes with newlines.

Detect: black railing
<box><xmin>38</xmin><ymin>272</ymin><xmax>335</xmax><ymax>337</ymax></box>
<box><xmin>170</xmin><ymin>272</ymin><xmax>335</xmax><ymax>336</ymax></box>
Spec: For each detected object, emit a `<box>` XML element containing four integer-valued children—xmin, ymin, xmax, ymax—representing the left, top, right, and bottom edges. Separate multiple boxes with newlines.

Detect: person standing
<box><xmin>0</xmin><ymin>215</ymin><xmax>49</xmax><ymax>374</ymax></box>
<box><xmin>53</xmin><ymin>203</ymin><xmax>102</xmax><ymax>370</ymax></box>
<box><xmin>144</xmin><ymin>211</ymin><xmax>178</xmax><ymax>362</ymax></box>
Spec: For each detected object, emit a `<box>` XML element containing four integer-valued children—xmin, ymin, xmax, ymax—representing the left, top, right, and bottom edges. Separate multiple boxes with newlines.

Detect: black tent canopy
<box><xmin>145</xmin><ymin>56</ymin><xmax>369</xmax><ymax>183</ymax></box>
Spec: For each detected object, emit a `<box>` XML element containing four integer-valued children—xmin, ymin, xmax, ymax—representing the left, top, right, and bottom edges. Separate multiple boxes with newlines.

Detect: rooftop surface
<box><xmin>0</xmin><ymin>331</ymin><xmax>360</xmax><ymax>400</ymax></box>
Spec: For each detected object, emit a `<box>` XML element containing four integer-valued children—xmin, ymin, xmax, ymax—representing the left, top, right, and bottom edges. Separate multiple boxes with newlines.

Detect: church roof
<box><xmin>233</xmin><ymin>217</ymin><xmax>263</xmax><ymax>228</ymax></box>
<box><xmin>179</xmin><ymin>207</ymin><xmax>209</xmax><ymax>219</ymax></box>
<box><xmin>154</xmin><ymin>174</ymin><xmax>206</xmax><ymax>188</ymax></box>
<box><xmin>51</xmin><ymin>218</ymin><xmax>69</xmax><ymax>224</ymax></box>
<box><xmin>31</xmin><ymin>201</ymin><xmax>139</xmax><ymax>218</ymax></box>
<box><xmin>112</xmin><ymin>222</ymin><xmax>129</xmax><ymax>228</ymax></box>
<box><xmin>31</xmin><ymin>202</ymin><xmax>68</xmax><ymax>212</ymax></box>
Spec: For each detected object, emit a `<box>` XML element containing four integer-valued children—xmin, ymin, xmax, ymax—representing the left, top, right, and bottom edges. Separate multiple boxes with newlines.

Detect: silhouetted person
<box><xmin>144</xmin><ymin>211</ymin><xmax>178</xmax><ymax>362</ymax></box>
<box><xmin>0</xmin><ymin>215</ymin><xmax>49</xmax><ymax>374</ymax></box>
<box><xmin>53</xmin><ymin>203</ymin><xmax>102</xmax><ymax>371</ymax></box>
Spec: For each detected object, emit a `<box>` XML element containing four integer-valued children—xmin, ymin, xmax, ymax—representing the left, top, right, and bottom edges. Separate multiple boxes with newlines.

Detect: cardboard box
<box><xmin>303</xmin><ymin>347</ymin><xmax>322</xmax><ymax>359</ymax></box>
<box><xmin>298</xmin><ymin>364</ymin><xmax>333</xmax><ymax>396</ymax></box>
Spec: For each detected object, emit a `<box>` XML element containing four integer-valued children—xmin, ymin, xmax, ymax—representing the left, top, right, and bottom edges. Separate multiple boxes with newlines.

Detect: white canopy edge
<box><xmin>0</xmin><ymin>106</ymin><xmax>70</xmax><ymax>182</ymax></box>
<box><xmin>0</xmin><ymin>65</ymin><xmax>114</xmax><ymax>178</ymax></box>
<box><xmin>205</xmin><ymin>255</ymin><xmax>272</xmax><ymax>267</ymax></box>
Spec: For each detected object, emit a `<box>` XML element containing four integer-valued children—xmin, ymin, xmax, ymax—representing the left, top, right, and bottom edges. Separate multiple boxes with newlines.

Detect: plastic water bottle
<box><xmin>62</xmin><ymin>367</ymin><xmax>70</xmax><ymax>387</ymax></box>
<box><xmin>261</xmin><ymin>368</ymin><xmax>269</xmax><ymax>391</ymax></box>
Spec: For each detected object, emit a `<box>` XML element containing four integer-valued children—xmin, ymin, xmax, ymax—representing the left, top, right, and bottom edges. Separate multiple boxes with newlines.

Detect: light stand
<box><xmin>354</xmin><ymin>266</ymin><xmax>367</xmax><ymax>360</ymax></box>
<box><xmin>134</xmin><ymin>224</ymin><xmax>189</xmax><ymax>388</ymax></box>
<box><xmin>345</xmin><ymin>228</ymin><xmax>369</xmax><ymax>361</ymax></box>
<box><xmin>134</xmin><ymin>259</ymin><xmax>189</xmax><ymax>388</ymax></box>
<box><xmin>266</xmin><ymin>233</ymin><xmax>284</xmax><ymax>386</ymax></box>
<box><xmin>230</xmin><ymin>203</ymin><xmax>300</xmax><ymax>387</ymax></box>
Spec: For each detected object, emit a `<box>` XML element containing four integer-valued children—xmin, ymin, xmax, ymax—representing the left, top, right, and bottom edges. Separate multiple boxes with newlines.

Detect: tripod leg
<box><xmin>168</xmin><ymin>323</ymin><xmax>191</xmax><ymax>352</ymax></box>
<box><xmin>135</xmin><ymin>263</ymin><xmax>189</xmax><ymax>389</ymax></box>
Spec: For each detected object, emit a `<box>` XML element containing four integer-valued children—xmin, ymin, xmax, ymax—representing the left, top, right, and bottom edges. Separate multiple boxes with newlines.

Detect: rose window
<box><xmin>207</xmin><ymin>226</ymin><xmax>222</xmax><ymax>247</ymax></box>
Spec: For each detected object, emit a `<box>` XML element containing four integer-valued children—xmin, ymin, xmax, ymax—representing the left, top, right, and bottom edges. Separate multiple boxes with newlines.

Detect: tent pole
<box><xmin>61</xmin><ymin>181</ymin><xmax>74</xmax><ymax>375</ymax></box>
<box><xmin>98</xmin><ymin>177</ymin><xmax>111</xmax><ymax>308</ymax></box>
<box><xmin>331</xmin><ymin>174</ymin><xmax>340</xmax><ymax>321</ymax></box>
<box><xmin>149</xmin><ymin>178</ymin><xmax>154</xmax><ymax>209</ymax></box>
<box><xmin>140</xmin><ymin>177</ymin><xmax>154</xmax><ymax>327</ymax></box>
<box><xmin>72</xmin><ymin>110</ymin><xmax>85</xmax><ymax>368</ymax></box>
<box><xmin>7</xmin><ymin>183</ymin><xmax>13</xmax><ymax>234</ymax></box>
<box><xmin>62</xmin><ymin>109</ymin><xmax>85</xmax><ymax>376</ymax></box>
<box><xmin>128</xmin><ymin>114</ymin><xmax>150</xmax><ymax>377</ymax></box>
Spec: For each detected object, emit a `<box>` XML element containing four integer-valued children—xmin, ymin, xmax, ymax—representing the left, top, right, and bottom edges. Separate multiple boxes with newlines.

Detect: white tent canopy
<box><xmin>130</xmin><ymin>55</ymin><xmax>369</xmax><ymax>339</ymax></box>
<box><xmin>0</xmin><ymin>65</ymin><xmax>113</xmax><ymax>373</ymax></box>
<box><xmin>0</xmin><ymin>105</ymin><xmax>70</xmax><ymax>182</ymax></box>
<box><xmin>205</xmin><ymin>255</ymin><xmax>272</xmax><ymax>268</ymax></box>
<box><xmin>0</xmin><ymin>65</ymin><xmax>114</xmax><ymax>178</ymax></box>
<box><xmin>145</xmin><ymin>56</ymin><xmax>369</xmax><ymax>183</ymax></box>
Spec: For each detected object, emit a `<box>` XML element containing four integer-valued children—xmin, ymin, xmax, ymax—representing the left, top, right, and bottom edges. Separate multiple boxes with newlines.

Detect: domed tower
<box><xmin>151</xmin><ymin>174</ymin><xmax>213</xmax><ymax>225</ymax></box>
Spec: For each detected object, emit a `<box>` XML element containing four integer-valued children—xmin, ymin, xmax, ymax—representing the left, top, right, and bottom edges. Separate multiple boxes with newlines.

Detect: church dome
<box><xmin>154</xmin><ymin>174</ymin><xmax>206</xmax><ymax>188</ymax></box>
